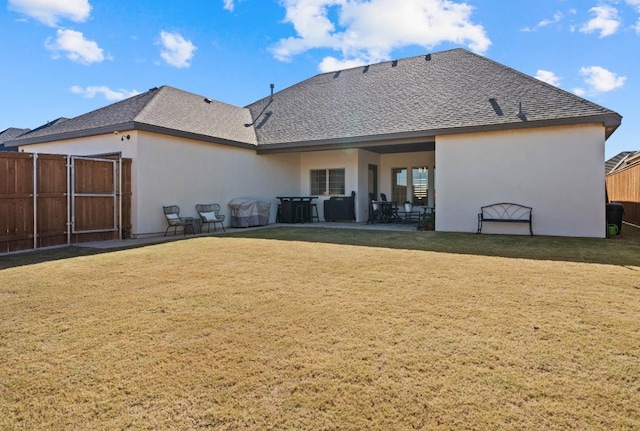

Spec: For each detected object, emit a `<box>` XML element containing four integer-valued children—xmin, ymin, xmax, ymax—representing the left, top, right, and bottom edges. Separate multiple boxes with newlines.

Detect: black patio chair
<box><xmin>380</xmin><ymin>193</ymin><xmax>399</xmax><ymax>221</ymax></box>
<box><xmin>195</xmin><ymin>203</ymin><xmax>226</xmax><ymax>232</ymax></box>
<box><xmin>163</xmin><ymin>205</ymin><xmax>195</xmax><ymax>236</ymax></box>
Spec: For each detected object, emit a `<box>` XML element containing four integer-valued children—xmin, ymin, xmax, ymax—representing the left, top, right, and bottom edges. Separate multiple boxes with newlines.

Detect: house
<box><xmin>0</xmin><ymin>128</ymin><xmax>30</xmax><ymax>151</ymax></box>
<box><xmin>606</xmin><ymin>151</ymin><xmax>638</xmax><ymax>175</ymax></box>
<box><xmin>5</xmin><ymin>48</ymin><xmax>622</xmax><ymax>238</ymax></box>
<box><xmin>606</xmin><ymin>151</ymin><xmax>640</xmax><ymax>226</ymax></box>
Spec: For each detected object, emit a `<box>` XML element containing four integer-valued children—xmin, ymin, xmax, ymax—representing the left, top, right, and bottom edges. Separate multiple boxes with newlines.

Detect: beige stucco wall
<box><xmin>300</xmin><ymin>149</ymin><xmax>360</xmax><ymax>220</ymax></box>
<box><xmin>356</xmin><ymin>149</ymin><xmax>381</xmax><ymax>221</ymax></box>
<box><xmin>17</xmin><ymin>132</ymin><xmax>138</xmax><ymax>158</ymax></box>
<box><xmin>135</xmin><ymin>132</ymin><xmax>299</xmax><ymax>235</ymax></box>
<box><xmin>20</xmin><ymin>132</ymin><xmax>301</xmax><ymax>236</ymax></box>
<box><xmin>19</xmin><ymin>122</ymin><xmax>607</xmax><ymax>237</ymax></box>
<box><xmin>435</xmin><ymin>124</ymin><xmax>606</xmax><ymax>237</ymax></box>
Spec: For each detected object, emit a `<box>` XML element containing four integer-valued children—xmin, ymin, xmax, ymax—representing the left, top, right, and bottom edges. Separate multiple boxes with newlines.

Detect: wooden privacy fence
<box><xmin>606</xmin><ymin>161</ymin><xmax>640</xmax><ymax>227</ymax></box>
<box><xmin>0</xmin><ymin>152</ymin><xmax>131</xmax><ymax>254</ymax></box>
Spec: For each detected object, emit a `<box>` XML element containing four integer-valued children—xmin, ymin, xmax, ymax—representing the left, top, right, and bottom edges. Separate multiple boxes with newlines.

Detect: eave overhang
<box><xmin>256</xmin><ymin>113</ymin><xmax>622</xmax><ymax>154</ymax></box>
<box><xmin>6</xmin><ymin>121</ymin><xmax>258</xmax><ymax>151</ymax></box>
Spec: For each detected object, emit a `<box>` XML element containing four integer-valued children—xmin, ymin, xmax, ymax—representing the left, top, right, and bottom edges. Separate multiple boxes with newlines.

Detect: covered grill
<box><xmin>228</xmin><ymin>198</ymin><xmax>271</xmax><ymax>227</ymax></box>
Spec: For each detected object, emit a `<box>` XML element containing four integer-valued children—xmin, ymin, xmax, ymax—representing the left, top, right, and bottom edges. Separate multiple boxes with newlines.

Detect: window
<box><xmin>311</xmin><ymin>168</ymin><xmax>345</xmax><ymax>195</ymax></box>
<box><xmin>411</xmin><ymin>167</ymin><xmax>428</xmax><ymax>206</ymax></box>
<box><xmin>391</xmin><ymin>168</ymin><xmax>407</xmax><ymax>203</ymax></box>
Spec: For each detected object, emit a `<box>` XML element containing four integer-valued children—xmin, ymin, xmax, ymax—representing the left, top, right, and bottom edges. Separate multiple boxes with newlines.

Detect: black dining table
<box><xmin>276</xmin><ymin>196</ymin><xmax>318</xmax><ymax>223</ymax></box>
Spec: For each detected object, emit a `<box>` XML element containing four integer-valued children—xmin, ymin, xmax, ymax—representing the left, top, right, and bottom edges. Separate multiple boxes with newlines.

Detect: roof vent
<box><xmin>517</xmin><ymin>102</ymin><xmax>527</xmax><ymax>121</ymax></box>
<box><xmin>489</xmin><ymin>98</ymin><xmax>503</xmax><ymax>116</ymax></box>
<box><xmin>363</xmin><ymin>65</ymin><xmax>369</xmax><ymax>73</ymax></box>
<box><xmin>425</xmin><ymin>54</ymin><xmax>431</xmax><ymax>61</ymax></box>
<box><xmin>392</xmin><ymin>60</ymin><xmax>398</xmax><ymax>67</ymax></box>
<box><xmin>203</xmin><ymin>97</ymin><xmax>213</xmax><ymax>104</ymax></box>
<box><xmin>333</xmin><ymin>71</ymin><xmax>341</xmax><ymax>78</ymax></box>
<box><xmin>148</xmin><ymin>87</ymin><xmax>158</xmax><ymax>92</ymax></box>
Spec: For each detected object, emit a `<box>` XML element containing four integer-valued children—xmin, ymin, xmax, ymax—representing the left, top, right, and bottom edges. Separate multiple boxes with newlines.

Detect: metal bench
<box><xmin>477</xmin><ymin>203</ymin><xmax>533</xmax><ymax>235</ymax></box>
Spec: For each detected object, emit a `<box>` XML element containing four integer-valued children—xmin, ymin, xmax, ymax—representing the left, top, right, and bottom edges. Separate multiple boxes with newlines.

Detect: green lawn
<box><xmin>1</xmin><ymin>226</ymin><xmax>639</xmax><ymax>430</ymax></box>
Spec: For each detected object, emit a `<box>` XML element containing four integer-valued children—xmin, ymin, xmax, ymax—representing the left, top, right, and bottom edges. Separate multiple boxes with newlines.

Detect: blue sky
<box><xmin>1</xmin><ymin>0</ymin><xmax>638</xmax><ymax>158</ymax></box>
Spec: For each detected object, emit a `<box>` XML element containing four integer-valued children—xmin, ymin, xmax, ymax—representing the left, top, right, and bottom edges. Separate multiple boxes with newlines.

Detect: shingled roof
<box><xmin>247</xmin><ymin>48</ymin><xmax>621</xmax><ymax>151</ymax></box>
<box><xmin>6</xmin><ymin>48</ymin><xmax>621</xmax><ymax>153</ymax></box>
<box><xmin>606</xmin><ymin>151</ymin><xmax>639</xmax><ymax>174</ymax></box>
<box><xmin>0</xmin><ymin>127</ymin><xmax>30</xmax><ymax>151</ymax></box>
<box><xmin>7</xmin><ymin>86</ymin><xmax>257</xmax><ymax>147</ymax></box>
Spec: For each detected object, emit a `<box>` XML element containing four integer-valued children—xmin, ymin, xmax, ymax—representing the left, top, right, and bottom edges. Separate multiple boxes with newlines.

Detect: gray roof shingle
<box><xmin>8</xmin><ymin>86</ymin><xmax>257</xmax><ymax>147</ymax></box>
<box><xmin>606</xmin><ymin>151</ymin><xmax>638</xmax><ymax>174</ymax></box>
<box><xmin>247</xmin><ymin>48</ymin><xmax>621</xmax><ymax>148</ymax></box>
<box><xmin>0</xmin><ymin>127</ymin><xmax>30</xmax><ymax>151</ymax></box>
<box><xmin>6</xmin><ymin>48</ymin><xmax>621</xmax><ymax>152</ymax></box>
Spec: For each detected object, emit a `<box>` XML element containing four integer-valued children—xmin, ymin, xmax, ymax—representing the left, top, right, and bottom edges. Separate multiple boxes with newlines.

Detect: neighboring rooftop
<box><xmin>0</xmin><ymin>127</ymin><xmax>30</xmax><ymax>151</ymax></box>
<box><xmin>606</xmin><ymin>151</ymin><xmax>640</xmax><ymax>174</ymax></box>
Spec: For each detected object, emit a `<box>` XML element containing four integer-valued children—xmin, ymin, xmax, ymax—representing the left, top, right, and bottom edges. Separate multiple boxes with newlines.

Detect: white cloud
<box><xmin>579</xmin><ymin>66</ymin><xmax>626</xmax><ymax>93</ymax></box>
<box><xmin>522</xmin><ymin>9</ymin><xmax>576</xmax><ymax>32</ymax></box>
<box><xmin>223</xmin><ymin>0</ymin><xmax>234</xmax><ymax>11</ymax></box>
<box><xmin>580</xmin><ymin>5</ymin><xmax>620</xmax><ymax>37</ymax></box>
<box><xmin>159</xmin><ymin>31</ymin><xmax>197</xmax><ymax>68</ymax></box>
<box><xmin>626</xmin><ymin>0</ymin><xmax>640</xmax><ymax>33</ymax></box>
<box><xmin>70</xmin><ymin>85</ymin><xmax>140</xmax><ymax>101</ymax></box>
<box><xmin>45</xmin><ymin>29</ymin><xmax>105</xmax><ymax>65</ymax></box>
<box><xmin>8</xmin><ymin>0</ymin><xmax>91</xmax><ymax>27</ymax></box>
<box><xmin>271</xmin><ymin>0</ymin><xmax>491</xmax><ymax>70</ymax></box>
<box><xmin>538</xmin><ymin>11</ymin><xmax>563</xmax><ymax>28</ymax></box>
<box><xmin>535</xmin><ymin>70</ymin><xmax>561</xmax><ymax>87</ymax></box>
<box><xmin>318</xmin><ymin>56</ymin><xmax>367</xmax><ymax>72</ymax></box>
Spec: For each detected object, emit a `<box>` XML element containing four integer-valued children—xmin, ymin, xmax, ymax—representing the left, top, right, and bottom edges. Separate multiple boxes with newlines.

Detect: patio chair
<box><xmin>163</xmin><ymin>205</ymin><xmax>195</xmax><ymax>236</ymax></box>
<box><xmin>196</xmin><ymin>203</ymin><xmax>226</xmax><ymax>232</ymax></box>
<box><xmin>368</xmin><ymin>192</ymin><xmax>381</xmax><ymax>223</ymax></box>
<box><xmin>380</xmin><ymin>193</ymin><xmax>399</xmax><ymax>221</ymax></box>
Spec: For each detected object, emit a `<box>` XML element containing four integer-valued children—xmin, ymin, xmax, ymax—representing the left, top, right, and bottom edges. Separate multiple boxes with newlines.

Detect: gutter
<box><xmin>257</xmin><ymin>114</ymin><xmax>622</xmax><ymax>154</ymax></box>
<box><xmin>5</xmin><ymin>121</ymin><xmax>258</xmax><ymax>151</ymax></box>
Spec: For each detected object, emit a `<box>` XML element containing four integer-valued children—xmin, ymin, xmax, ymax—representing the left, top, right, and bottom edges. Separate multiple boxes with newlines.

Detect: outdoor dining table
<box><xmin>276</xmin><ymin>196</ymin><xmax>318</xmax><ymax>223</ymax></box>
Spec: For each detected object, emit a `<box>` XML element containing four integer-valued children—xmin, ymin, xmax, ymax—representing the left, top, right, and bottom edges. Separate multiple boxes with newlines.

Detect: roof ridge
<box><xmin>132</xmin><ymin>86</ymin><xmax>165</xmax><ymax>122</ymax></box>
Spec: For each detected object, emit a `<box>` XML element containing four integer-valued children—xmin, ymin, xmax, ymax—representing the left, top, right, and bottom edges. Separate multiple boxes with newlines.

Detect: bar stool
<box><xmin>294</xmin><ymin>200</ymin><xmax>305</xmax><ymax>223</ymax></box>
<box><xmin>310</xmin><ymin>202</ymin><xmax>319</xmax><ymax>222</ymax></box>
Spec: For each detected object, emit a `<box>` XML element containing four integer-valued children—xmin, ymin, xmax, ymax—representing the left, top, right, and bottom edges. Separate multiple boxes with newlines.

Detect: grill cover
<box><xmin>228</xmin><ymin>199</ymin><xmax>271</xmax><ymax>227</ymax></box>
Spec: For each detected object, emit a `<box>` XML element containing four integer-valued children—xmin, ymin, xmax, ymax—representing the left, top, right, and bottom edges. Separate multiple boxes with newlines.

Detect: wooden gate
<box><xmin>0</xmin><ymin>152</ymin><xmax>131</xmax><ymax>254</ymax></box>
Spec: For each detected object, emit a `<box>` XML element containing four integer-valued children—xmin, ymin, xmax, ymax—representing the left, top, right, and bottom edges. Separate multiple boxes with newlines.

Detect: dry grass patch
<box><xmin>1</xmin><ymin>232</ymin><xmax>640</xmax><ymax>430</ymax></box>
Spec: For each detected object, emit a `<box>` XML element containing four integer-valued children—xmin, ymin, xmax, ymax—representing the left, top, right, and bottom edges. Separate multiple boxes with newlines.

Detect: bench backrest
<box><xmin>480</xmin><ymin>203</ymin><xmax>532</xmax><ymax>220</ymax></box>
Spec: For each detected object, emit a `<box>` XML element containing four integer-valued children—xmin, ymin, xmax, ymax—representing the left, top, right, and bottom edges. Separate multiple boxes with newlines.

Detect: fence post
<box><xmin>32</xmin><ymin>153</ymin><xmax>38</xmax><ymax>250</ymax></box>
<box><xmin>67</xmin><ymin>155</ymin><xmax>71</xmax><ymax>245</ymax></box>
<box><xmin>119</xmin><ymin>156</ymin><xmax>123</xmax><ymax>240</ymax></box>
